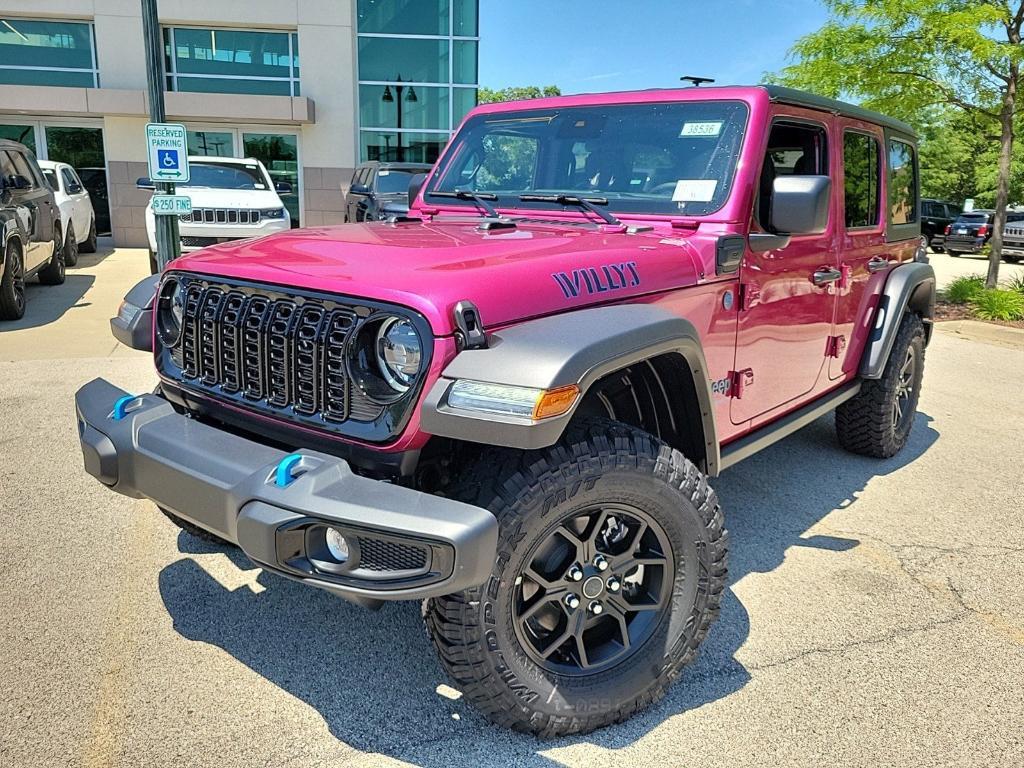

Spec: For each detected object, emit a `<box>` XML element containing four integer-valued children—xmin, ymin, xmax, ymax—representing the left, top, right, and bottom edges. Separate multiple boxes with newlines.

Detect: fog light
<box><xmin>325</xmin><ymin>527</ymin><xmax>350</xmax><ymax>563</ymax></box>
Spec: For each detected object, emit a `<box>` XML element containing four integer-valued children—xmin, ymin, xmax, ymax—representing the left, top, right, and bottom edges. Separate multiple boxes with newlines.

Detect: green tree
<box><xmin>775</xmin><ymin>0</ymin><xmax>1024</xmax><ymax>287</ymax></box>
<box><xmin>477</xmin><ymin>85</ymin><xmax>561</xmax><ymax>104</ymax></box>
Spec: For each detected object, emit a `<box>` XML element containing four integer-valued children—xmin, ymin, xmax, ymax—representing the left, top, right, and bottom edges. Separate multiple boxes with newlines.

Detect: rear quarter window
<box><xmin>888</xmin><ymin>139</ymin><xmax>917</xmax><ymax>225</ymax></box>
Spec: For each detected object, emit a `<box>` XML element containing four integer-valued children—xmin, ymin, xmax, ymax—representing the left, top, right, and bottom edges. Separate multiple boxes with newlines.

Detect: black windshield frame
<box><xmin>425</xmin><ymin>100</ymin><xmax>750</xmax><ymax>218</ymax></box>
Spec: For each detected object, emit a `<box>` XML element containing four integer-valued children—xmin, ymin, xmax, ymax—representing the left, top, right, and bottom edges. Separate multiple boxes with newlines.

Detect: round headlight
<box><xmin>156</xmin><ymin>277</ymin><xmax>186</xmax><ymax>347</ymax></box>
<box><xmin>376</xmin><ymin>317</ymin><xmax>422</xmax><ymax>391</ymax></box>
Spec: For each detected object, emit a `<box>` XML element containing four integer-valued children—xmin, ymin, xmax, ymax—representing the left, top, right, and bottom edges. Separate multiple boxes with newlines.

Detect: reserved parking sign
<box><xmin>146</xmin><ymin>123</ymin><xmax>190</xmax><ymax>183</ymax></box>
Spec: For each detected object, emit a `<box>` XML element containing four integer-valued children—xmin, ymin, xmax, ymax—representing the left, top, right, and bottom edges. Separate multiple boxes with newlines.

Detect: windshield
<box><xmin>376</xmin><ymin>169</ymin><xmax>421</xmax><ymax>195</ymax></box>
<box><xmin>183</xmin><ymin>161</ymin><xmax>269</xmax><ymax>190</ymax></box>
<box><xmin>427</xmin><ymin>100</ymin><xmax>749</xmax><ymax>217</ymax></box>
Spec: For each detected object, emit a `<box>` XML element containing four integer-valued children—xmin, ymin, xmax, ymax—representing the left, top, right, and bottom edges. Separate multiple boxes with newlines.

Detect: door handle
<box><xmin>812</xmin><ymin>267</ymin><xmax>842</xmax><ymax>285</ymax></box>
<box><xmin>867</xmin><ymin>256</ymin><xmax>890</xmax><ymax>273</ymax></box>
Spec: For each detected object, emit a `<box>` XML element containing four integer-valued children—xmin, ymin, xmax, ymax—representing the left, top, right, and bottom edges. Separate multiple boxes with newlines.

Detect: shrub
<box><xmin>945</xmin><ymin>275</ymin><xmax>986</xmax><ymax>304</ymax></box>
<box><xmin>970</xmin><ymin>289</ymin><xmax>1024</xmax><ymax>322</ymax></box>
<box><xmin>1005</xmin><ymin>273</ymin><xmax>1024</xmax><ymax>295</ymax></box>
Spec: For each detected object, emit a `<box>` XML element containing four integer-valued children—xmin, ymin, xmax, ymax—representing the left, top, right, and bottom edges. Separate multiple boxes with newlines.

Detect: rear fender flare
<box><xmin>421</xmin><ymin>304</ymin><xmax>720</xmax><ymax>475</ymax></box>
<box><xmin>860</xmin><ymin>262</ymin><xmax>935</xmax><ymax>379</ymax></box>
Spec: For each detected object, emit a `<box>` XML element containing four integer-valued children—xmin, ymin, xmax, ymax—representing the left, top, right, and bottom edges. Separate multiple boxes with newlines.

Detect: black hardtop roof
<box><xmin>762</xmin><ymin>85</ymin><xmax>916</xmax><ymax>138</ymax></box>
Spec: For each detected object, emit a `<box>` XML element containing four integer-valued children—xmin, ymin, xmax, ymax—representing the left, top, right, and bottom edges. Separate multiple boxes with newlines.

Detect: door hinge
<box><xmin>826</xmin><ymin>335</ymin><xmax>846</xmax><ymax>358</ymax></box>
<box><xmin>729</xmin><ymin>368</ymin><xmax>754</xmax><ymax>398</ymax></box>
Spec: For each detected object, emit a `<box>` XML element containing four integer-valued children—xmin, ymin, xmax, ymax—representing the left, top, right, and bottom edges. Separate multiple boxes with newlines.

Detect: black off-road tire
<box><xmin>424</xmin><ymin>418</ymin><xmax>728</xmax><ymax>737</ymax></box>
<box><xmin>0</xmin><ymin>240</ymin><xmax>27</xmax><ymax>320</ymax></box>
<box><xmin>835</xmin><ymin>313</ymin><xmax>926</xmax><ymax>458</ymax></box>
<box><xmin>80</xmin><ymin>218</ymin><xmax>98</xmax><ymax>253</ymax></box>
<box><xmin>63</xmin><ymin>222</ymin><xmax>79</xmax><ymax>267</ymax></box>
<box><xmin>1004</xmin><ymin>255</ymin><xmax>1021</xmax><ymax>264</ymax></box>
<box><xmin>159</xmin><ymin>506</ymin><xmax>233</xmax><ymax>545</ymax></box>
<box><xmin>37</xmin><ymin>225</ymin><xmax>66</xmax><ymax>285</ymax></box>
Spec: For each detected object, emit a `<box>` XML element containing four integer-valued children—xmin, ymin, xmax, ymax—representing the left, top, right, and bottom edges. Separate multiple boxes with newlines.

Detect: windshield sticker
<box><xmin>552</xmin><ymin>261</ymin><xmax>640</xmax><ymax>299</ymax></box>
<box><xmin>379</xmin><ymin>170</ymin><xmax>390</xmax><ymax>176</ymax></box>
<box><xmin>672</xmin><ymin>179</ymin><xmax>718</xmax><ymax>202</ymax></box>
<box><xmin>680</xmin><ymin>121</ymin><xmax>723</xmax><ymax>137</ymax></box>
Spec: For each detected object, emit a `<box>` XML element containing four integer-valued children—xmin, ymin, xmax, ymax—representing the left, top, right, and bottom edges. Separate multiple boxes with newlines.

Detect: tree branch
<box><xmin>884</xmin><ymin>70</ymin><xmax>1000</xmax><ymax>119</ymax></box>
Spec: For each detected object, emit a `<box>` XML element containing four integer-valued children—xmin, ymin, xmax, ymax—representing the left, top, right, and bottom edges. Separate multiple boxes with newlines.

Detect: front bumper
<box><xmin>74</xmin><ymin>378</ymin><xmax>497</xmax><ymax>606</ymax></box>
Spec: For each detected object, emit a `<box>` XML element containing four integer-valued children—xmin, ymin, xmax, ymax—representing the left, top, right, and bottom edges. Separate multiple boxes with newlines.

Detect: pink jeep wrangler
<box><xmin>77</xmin><ymin>85</ymin><xmax>934</xmax><ymax>736</ymax></box>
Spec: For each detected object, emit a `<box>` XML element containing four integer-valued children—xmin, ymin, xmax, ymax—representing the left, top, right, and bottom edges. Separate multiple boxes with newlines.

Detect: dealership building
<box><xmin>0</xmin><ymin>0</ymin><xmax>479</xmax><ymax>246</ymax></box>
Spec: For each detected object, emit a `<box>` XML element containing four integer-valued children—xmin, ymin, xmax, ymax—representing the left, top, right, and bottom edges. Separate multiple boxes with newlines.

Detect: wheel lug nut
<box><xmin>606</xmin><ymin>576</ymin><xmax>621</xmax><ymax>592</ymax></box>
<box><xmin>588</xmin><ymin>601</ymin><xmax>604</xmax><ymax>615</ymax></box>
<box><xmin>567</xmin><ymin>564</ymin><xmax>584</xmax><ymax>582</ymax></box>
<box><xmin>593</xmin><ymin>554</ymin><xmax>609</xmax><ymax>571</ymax></box>
<box><xmin>564</xmin><ymin>594</ymin><xmax>580</xmax><ymax>610</ymax></box>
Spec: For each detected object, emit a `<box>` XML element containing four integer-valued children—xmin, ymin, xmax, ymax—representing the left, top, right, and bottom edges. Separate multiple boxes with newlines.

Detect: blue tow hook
<box><xmin>275</xmin><ymin>453</ymin><xmax>304</xmax><ymax>487</ymax></box>
<box><xmin>111</xmin><ymin>394</ymin><xmax>137</xmax><ymax>421</ymax></box>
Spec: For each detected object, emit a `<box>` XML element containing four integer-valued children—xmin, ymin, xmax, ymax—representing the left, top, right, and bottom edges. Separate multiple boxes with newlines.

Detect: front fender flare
<box><xmin>860</xmin><ymin>262</ymin><xmax>936</xmax><ymax>379</ymax></box>
<box><xmin>421</xmin><ymin>304</ymin><xmax>720</xmax><ymax>475</ymax></box>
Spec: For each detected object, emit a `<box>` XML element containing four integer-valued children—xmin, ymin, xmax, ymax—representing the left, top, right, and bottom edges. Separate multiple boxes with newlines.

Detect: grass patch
<box><xmin>970</xmin><ymin>289</ymin><xmax>1024</xmax><ymax>322</ymax></box>
<box><xmin>1005</xmin><ymin>273</ymin><xmax>1024</xmax><ymax>295</ymax></box>
<box><xmin>945</xmin><ymin>275</ymin><xmax>986</xmax><ymax>304</ymax></box>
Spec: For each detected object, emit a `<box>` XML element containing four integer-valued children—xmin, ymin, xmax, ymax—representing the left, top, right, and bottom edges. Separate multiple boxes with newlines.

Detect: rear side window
<box><xmin>843</xmin><ymin>131</ymin><xmax>880</xmax><ymax>228</ymax></box>
<box><xmin>888</xmin><ymin>139</ymin><xmax>917</xmax><ymax>225</ymax></box>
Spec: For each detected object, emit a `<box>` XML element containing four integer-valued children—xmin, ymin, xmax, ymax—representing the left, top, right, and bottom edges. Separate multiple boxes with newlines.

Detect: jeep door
<box><xmin>731</xmin><ymin>113</ymin><xmax>839</xmax><ymax>425</ymax></box>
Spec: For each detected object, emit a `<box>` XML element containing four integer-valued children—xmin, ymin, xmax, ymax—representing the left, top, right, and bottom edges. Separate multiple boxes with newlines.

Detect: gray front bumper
<box><xmin>74</xmin><ymin>378</ymin><xmax>497</xmax><ymax>605</ymax></box>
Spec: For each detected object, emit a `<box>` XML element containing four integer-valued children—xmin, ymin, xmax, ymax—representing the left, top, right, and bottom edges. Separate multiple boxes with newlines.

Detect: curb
<box><xmin>934</xmin><ymin>319</ymin><xmax>1024</xmax><ymax>349</ymax></box>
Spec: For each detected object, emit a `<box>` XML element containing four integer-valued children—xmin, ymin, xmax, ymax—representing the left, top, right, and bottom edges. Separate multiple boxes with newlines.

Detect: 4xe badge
<box><xmin>553</xmin><ymin>262</ymin><xmax>640</xmax><ymax>299</ymax></box>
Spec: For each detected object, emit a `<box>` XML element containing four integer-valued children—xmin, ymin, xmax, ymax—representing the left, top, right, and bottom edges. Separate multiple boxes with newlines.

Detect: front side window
<box><xmin>843</xmin><ymin>131</ymin><xmax>880</xmax><ymax>228</ymax></box>
<box><xmin>0</xmin><ymin>18</ymin><xmax>97</xmax><ymax>87</ymax></box>
<box><xmin>164</xmin><ymin>28</ymin><xmax>299</xmax><ymax>96</ymax></box>
<box><xmin>427</xmin><ymin>101</ymin><xmax>749</xmax><ymax>217</ymax></box>
<box><xmin>888</xmin><ymin>139</ymin><xmax>918</xmax><ymax>225</ymax></box>
<box><xmin>181</xmin><ymin>161</ymin><xmax>269</xmax><ymax>191</ymax></box>
<box><xmin>7</xmin><ymin>150</ymin><xmax>38</xmax><ymax>188</ymax></box>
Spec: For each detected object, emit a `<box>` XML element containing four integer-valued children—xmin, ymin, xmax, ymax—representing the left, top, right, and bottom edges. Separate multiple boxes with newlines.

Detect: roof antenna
<box><xmin>681</xmin><ymin>75</ymin><xmax>715</xmax><ymax>87</ymax></box>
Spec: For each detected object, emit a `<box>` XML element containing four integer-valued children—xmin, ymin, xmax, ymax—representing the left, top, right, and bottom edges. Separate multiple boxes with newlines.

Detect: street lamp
<box><xmin>382</xmin><ymin>74</ymin><xmax>417</xmax><ymax>162</ymax></box>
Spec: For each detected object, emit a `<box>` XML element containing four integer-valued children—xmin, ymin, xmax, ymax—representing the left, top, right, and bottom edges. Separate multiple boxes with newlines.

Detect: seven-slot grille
<box><xmin>172</xmin><ymin>279</ymin><xmax>368</xmax><ymax>424</ymax></box>
<box><xmin>180</xmin><ymin>208</ymin><xmax>262</xmax><ymax>225</ymax></box>
<box><xmin>1004</xmin><ymin>226</ymin><xmax>1024</xmax><ymax>244</ymax></box>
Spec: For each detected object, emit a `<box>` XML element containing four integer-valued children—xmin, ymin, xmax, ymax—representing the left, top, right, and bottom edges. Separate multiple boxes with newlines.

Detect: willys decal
<box><xmin>553</xmin><ymin>262</ymin><xmax>640</xmax><ymax>299</ymax></box>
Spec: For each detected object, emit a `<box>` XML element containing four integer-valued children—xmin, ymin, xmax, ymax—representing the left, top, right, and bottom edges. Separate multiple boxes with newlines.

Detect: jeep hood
<box><xmin>169</xmin><ymin>219</ymin><xmax>704</xmax><ymax>334</ymax></box>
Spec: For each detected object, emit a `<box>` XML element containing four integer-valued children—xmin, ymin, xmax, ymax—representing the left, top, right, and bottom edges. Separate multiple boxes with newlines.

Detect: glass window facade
<box><xmin>164</xmin><ymin>28</ymin><xmax>299</xmax><ymax>96</ymax></box>
<box><xmin>0</xmin><ymin>18</ymin><xmax>98</xmax><ymax>87</ymax></box>
<box><xmin>356</xmin><ymin>0</ymin><xmax>478</xmax><ymax>162</ymax></box>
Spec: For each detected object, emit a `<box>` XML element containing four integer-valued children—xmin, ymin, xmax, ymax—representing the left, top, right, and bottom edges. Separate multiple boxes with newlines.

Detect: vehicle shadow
<box><xmin>69</xmin><ymin>237</ymin><xmax>117</xmax><ymax>269</ymax></box>
<box><xmin>160</xmin><ymin>411</ymin><xmax>938</xmax><ymax>766</ymax></box>
<box><xmin>0</xmin><ymin>274</ymin><xmax>94</xmax><ymax>332</ymax></box>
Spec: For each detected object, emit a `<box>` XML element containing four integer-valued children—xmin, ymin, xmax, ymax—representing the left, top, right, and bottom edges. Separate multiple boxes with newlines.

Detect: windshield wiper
<box><xmin>518</xmin><ymin>194</ymin><xmax>621</xmax><ymax>226</ymax></box>
<box><xmin>431</xmin><ymin>189</ymin><xmax>501</xmax><ymax>218</ymax></box>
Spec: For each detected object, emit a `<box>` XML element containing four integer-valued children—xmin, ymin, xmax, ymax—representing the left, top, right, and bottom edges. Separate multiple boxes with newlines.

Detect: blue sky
<box><xmin>479</xmin><ymin>0</ymin><xmax>830</xmax><ymax>94</ymax></box>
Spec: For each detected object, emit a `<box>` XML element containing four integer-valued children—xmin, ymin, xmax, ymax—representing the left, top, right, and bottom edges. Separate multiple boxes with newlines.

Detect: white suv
<box><xmin>39</xmin><ymin>160</ymin><xmax>98</xmax><ymax>267</ymax></box>
<box><xmin>141</xmin><ymin>156</ymin><xmax>292</xmax><ymax>272</ymax></box>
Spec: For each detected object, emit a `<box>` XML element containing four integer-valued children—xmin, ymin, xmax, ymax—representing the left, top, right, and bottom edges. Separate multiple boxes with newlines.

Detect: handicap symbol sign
<box><xmin>158</xmin><ymin>149</ymin><xmax>179</xmax><ymax>170</ymax></box>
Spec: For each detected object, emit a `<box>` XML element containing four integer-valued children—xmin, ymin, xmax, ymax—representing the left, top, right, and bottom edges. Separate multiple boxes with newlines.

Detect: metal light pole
<box><xmin>142</xmin><ymin>0</ymin><xmax>180</xmax><ymax>271</ymax></box>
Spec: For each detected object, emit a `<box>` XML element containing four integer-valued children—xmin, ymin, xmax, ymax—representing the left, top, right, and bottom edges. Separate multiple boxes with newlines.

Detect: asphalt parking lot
<box><xmin>1</xmin><ymin>246</ymin><xmax>1022</xmax><ymax>767</ymax></box>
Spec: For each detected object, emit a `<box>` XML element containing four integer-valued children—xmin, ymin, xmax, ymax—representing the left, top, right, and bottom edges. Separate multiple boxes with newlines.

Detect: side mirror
<box><xmin>348</xmin><ymin>183</ymin><xmax>370</xmax><ymax>196</ymax></box>
<box><xmin>407</xmin><ymin>173</ymin><xmax>428</xmax><ymax>209</ymax></box>
<box><xmin>68</xmin><ymin>182</ymin><xmax>84</xmax><ymax>194</ymax></box>
<box><xmin>12</xmin><ymin>174</ymin><xmax>30</xmax><ymax>190</ymax></box>
<box><xmin>136</xmin><ymin>177</ymin><xmax>156</xmax><ymax>190</ymax></box>
<box><xmin>770</xmin><ymin>175</ymin><xmax>831</xmax><ymax>235</ymax></box>
<box><xmin>274</xmin><ymin>181</ymin><xmax>292</xmax><ymax>194</ymax></box>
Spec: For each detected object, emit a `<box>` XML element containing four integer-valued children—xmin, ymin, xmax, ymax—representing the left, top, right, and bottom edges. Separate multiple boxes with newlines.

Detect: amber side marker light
<box><xmin>533</xmin><ymin>385</ymin><xmax>580</xmax><ymax>419</ymax></box>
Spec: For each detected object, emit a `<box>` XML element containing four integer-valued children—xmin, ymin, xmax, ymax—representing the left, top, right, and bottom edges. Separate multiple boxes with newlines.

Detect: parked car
<box><xmin>39</xmin><ymin>160</ymin><xmax>99</xmax><ymax>267</ymax></box>
<box><xmin>80</xmin><ymin>85</ymin><xmax>933</xmax><ymax>736</ymax></box>
<box><xmin>999</xmin><ymin>215</ymin><xmax>1024</xmax><ymax>263</ymax></box>
<box><xmin>0</xmin><ymin>139</ymin><xmax>64</xmax><ymax>320</ymax></box>
<box><xmin>944</xmin><ymin>209</ymin><xmax>1024</xmax><ymax>256</ymax></box>
<box><xmin>921</xmin><ymin>198</ymin><xmax>959</xmax><ymax>252</ymax></box>
<box><xmin>344</xmin><ymin>161</ymin><xmax>433</xmax><ymax>222</ymax></box>
<box><xmin>139</xmin><ymin>156</ymin><xmax>292</xmax><ymax>273</ymax></box>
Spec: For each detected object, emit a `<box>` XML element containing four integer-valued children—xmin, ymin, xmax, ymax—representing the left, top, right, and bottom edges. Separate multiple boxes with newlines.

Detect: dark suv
<box><xmin>945</xmin><ymin>209</ymin><xmax>1024</xmax><ymax>257</ymax></box>
<box><xmin>0</xmin><ymin>139</ymin><xmax>64</xmax><ymax>321</ymax></box>
<box><xmin>921</xmin><ymin>198</ymin><xmax>960</xmax><ymax>252</ymax></box>
<box><xmin>344</xmin><ymin>161</ymin><xmax>433</xmax><ymax>222</ymax></box>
